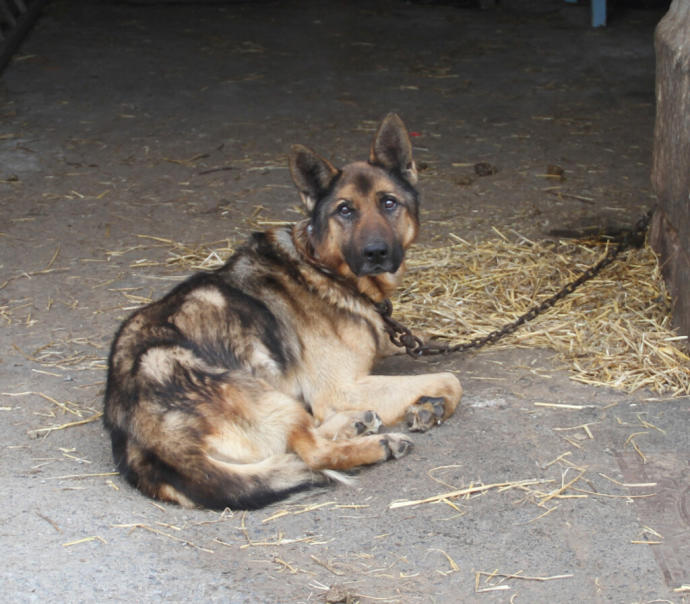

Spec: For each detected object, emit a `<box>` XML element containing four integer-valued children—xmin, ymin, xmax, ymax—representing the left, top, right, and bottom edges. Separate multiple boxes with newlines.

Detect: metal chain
<box><xmin>377</xmin><ymin>210</ymin><xmax>654</xmax><ymax>357</ymax></box>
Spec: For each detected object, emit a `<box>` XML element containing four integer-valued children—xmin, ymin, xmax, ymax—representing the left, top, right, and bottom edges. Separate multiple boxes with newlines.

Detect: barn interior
<box><xmin>1</xmin><ymin>1</ymin><xmax>687</xmax><ymax>601</ymax></box>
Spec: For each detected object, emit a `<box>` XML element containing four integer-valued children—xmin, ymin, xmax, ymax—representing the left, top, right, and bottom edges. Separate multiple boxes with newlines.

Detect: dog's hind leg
<box><xmin>210</xmin><ymin>387</ymin><xmax>406</xmax><ymax>471</ymax></box>
<box><xmin>289</xmin><ymin>418</ymin><xmax>412</xmax><ymax>470</ymax></box>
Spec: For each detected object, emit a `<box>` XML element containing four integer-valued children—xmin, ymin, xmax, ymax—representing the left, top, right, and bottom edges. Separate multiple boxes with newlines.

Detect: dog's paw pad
<box><xmin>406</xmin><ymin>396</ymin><xmax>446</xmax><ymax>432</ymax></box>
<box><xmin>353</xmin><ymin>410</ymin><xmax>382</xmax><ymax>435</ymax></box>
<box><xmin>381</xmin><ymin>433</ymin><xmax>413</xmax><ymax>460</ymax></box>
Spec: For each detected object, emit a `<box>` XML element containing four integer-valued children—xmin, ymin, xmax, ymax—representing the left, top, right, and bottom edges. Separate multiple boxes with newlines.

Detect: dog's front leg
<box><xmin>337</xmin><ymin>372</ymin><xmax>462</xmax><ymax>432</ymax></box>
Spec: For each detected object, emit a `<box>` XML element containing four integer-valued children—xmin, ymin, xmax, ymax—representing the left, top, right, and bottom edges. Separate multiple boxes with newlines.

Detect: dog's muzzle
<box><xmin>349</xmin><ymin>239</ymin><xmax>403</xmax><ymax>276</ymax></box>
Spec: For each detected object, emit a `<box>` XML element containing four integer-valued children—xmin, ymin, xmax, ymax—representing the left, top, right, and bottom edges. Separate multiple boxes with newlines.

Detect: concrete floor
<box><xmin>1</xmin><ymin>1</ymin><xmax>687</xmax><ymax>602</ymax></box>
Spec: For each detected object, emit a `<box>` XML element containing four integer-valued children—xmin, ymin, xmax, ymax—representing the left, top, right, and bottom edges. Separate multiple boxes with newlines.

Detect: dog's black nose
<box><xmin>363</xmin><ymin>241</ymin><xmax>389</xmax><ymax>264</ymax></box>
<box><xmin>350</xmin><ymin>239</ymin><xmax>401</xmax><ymax>276</ymax></box>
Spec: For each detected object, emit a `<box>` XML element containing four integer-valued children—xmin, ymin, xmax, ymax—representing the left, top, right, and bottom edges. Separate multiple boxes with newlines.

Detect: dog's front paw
<box><xmin>406</xmin><ymin>396</ymin><xmax>446</xmax><ymax>432</ymax></box>
<box><xmin>353</xmin><ymin>410</ymin><xmax>382</xmax><ymax>436</ymax></box>
<box><xmin>380</xmin><ymin>433</ymin><xmax>413</xmax><ymax>459</ymax></box>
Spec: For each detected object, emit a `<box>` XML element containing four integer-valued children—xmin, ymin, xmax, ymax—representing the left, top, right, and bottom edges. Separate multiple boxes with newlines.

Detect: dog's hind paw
<box><xmin>406</xmin><ymin>396</ymin><xmax>446</xmax><ymax>432</ymax></box>
<box><xmin>381</xmin><ymin>433</ymin><xmax>413</xmax><ymax>460</ymax></box>
<box><xmin>353</xmin><ymin>410</ymin><xmax>382</xmax><ymax>436</ymax></box>
<box><xmin>317</xmin><ymin>410</ymin><xmax>383</xmax><ymax>440</ymax></box>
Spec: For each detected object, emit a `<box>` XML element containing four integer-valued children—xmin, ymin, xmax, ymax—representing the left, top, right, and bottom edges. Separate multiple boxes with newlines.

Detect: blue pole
<box><xmin>592</xmin><ymin>0</ymin><xmax>607</xmax><ymax>27</ymax></box>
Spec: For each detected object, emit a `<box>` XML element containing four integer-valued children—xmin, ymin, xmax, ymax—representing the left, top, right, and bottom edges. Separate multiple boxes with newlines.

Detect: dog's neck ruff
<box><xmin>291</xmin><ymin>219</ymin><xmax>335</xmax><ymax>276</ymax></box>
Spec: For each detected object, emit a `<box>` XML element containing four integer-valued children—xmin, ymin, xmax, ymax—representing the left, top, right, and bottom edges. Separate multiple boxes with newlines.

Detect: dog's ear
<box><xmin>289</xmin><ymin>145</ymin><xmax>339</xmax><ymax>212</ymax></box>
<box><xmin>369</xmin><ymin>113</ymin><xmax>417</xmax><ymax>185</ymax></box>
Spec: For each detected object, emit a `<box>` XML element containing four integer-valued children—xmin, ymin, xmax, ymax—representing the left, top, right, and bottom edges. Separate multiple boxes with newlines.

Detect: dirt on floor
<box><xmin>1</xmin><ymin>1</ymin><xmax>687</xmax><ymax>602</ymax></box>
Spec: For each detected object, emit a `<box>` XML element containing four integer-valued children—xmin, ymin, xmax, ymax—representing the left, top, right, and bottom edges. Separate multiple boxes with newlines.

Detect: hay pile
<box><xmin>393</xmin><ymin>233</ymin><xmax>689</xmax><ymax>396</ymax></box>
<box><xmin>140</xmin><ymin>231</ymin><xmax>689</xmax><ymax>397</ymax></box>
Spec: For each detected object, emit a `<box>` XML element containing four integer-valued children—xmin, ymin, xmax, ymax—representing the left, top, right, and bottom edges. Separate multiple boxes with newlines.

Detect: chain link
<box><xmin>377</xmin><ymin>210</ymin><xmax>654</xmax><ymax>358</ymax></box>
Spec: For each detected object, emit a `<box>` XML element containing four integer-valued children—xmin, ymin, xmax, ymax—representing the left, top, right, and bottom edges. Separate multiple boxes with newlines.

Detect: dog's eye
<box><xmin>337</xmin><ymin>203</ymin><xmax>354</xmax><ymax>218</ymax></box>
<box><xmin>381</xmin><ymin>196</ymin><xmax>398</xmax><ymax>211</ymax></box>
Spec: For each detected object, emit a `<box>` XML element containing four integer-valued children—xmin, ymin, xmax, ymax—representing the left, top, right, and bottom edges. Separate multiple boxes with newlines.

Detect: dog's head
<box><xmin>289</xmin><ymin>113</ymin><xmax>420</xmax><ymax>301</ymax></box>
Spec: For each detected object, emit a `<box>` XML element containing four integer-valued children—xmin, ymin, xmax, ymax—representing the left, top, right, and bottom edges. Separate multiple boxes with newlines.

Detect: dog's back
<box><xmin>104</xmin><ymin>227</ymin><xmax>389</xmax><ymax>509</ymax></box>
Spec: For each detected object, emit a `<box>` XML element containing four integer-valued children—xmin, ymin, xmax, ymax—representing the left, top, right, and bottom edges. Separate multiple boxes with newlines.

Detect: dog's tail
<box><xmin>110</xmin><ymin>428</ymin><xmax>331</xmax><ymax>510</ymax></box>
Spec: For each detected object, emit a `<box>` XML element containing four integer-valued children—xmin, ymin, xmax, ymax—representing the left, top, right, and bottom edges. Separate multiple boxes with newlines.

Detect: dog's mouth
<box><xmin>354</xmin><ymin>261</ymin><xmax>399</xmax><ymax>277</ymax></box>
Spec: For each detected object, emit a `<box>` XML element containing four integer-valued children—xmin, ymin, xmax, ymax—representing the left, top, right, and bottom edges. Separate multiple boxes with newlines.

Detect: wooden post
<box><xmin>650</xmin><ymin>0</ymin><xmax>690</xmax><ymax>338</ymax></box>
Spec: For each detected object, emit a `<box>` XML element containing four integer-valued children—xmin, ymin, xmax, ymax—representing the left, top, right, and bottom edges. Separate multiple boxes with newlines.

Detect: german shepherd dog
<box><xmin>104</xmin><ymin>114</ymin><xmax>462</xmax><ymax>510</ymax></box>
